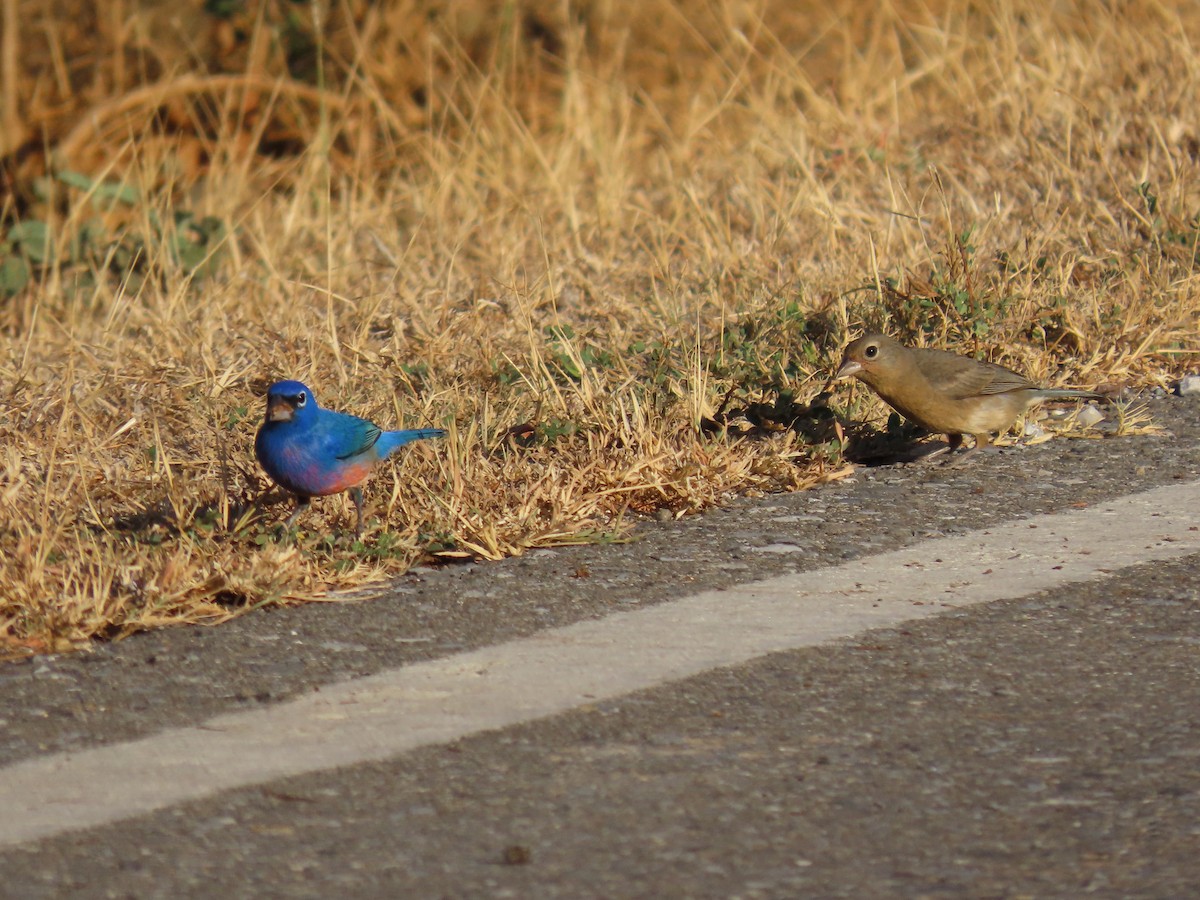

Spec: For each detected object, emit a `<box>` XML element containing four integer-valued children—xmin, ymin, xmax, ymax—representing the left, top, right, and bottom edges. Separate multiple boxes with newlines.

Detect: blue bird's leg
<box><xmin>349</xmin><ymin>486</ymin><xmax>364</xmax><ymax>537</ymax></box>
<box><xmin>284</xmin><ymin>496</ymin><xmax>311</xmax><ymax>529</ymax></box>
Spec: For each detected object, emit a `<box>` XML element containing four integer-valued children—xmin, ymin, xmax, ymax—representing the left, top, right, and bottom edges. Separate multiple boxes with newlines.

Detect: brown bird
<box><xmin>835</xmin><ymin>333</ymin><xmax>1104</xmax><ymax>453</ymax></box>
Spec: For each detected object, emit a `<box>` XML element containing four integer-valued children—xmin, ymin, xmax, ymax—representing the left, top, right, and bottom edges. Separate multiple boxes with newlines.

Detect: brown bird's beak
<box><xmin>834</xmin><ymin>359</ymin><xmax>862</xmax><ymax>380</ymax></box>
<box><xmin>266</xmin><ymin>395</ymin><xmax>296</xmax><ymax>422</ymax></box>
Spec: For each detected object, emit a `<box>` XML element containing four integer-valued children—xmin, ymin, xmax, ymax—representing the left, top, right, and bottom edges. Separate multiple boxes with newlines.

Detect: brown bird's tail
<box><xmin>1034</xmin><ymin>388</ymin><xmax>1105</xmax><ymax>402</ymax></box>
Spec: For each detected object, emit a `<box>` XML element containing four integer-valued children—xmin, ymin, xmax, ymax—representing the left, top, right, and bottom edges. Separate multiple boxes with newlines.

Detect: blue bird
<box><xmin>255</xmin><ymin>379</ymin><xmax>445</xmax><ymax>534</ymax></box>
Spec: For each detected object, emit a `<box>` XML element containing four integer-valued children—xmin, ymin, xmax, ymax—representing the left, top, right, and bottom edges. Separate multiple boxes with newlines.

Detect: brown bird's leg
<box><xmin>944</xmin><ymin>432</ymin><xmax>993</xmax><ymax>467</ymax></box>
<box><xmin>914</xmin><ymin>443</ymin><xmax>953</xmax><ymax>464</ymax></box>
<box><xmin>349</xmin><ymin>486</ymin><xmax>365</xmax><ymax>537</ymax></box>
<box><xmin>284</xmin><ymin>496</ymin><xmax>311</xmax><ymax>529</ymax></box>
<box><xmin>914</xmin><ymin>432</ymin><xmax>961</xmax><ymax>465</ymax></box>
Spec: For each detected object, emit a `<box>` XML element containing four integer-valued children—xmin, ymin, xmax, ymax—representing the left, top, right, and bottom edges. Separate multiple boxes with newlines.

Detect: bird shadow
<box><xmin>837</xmin><ymin>421</ymin><xmax>952</xmax><ymax>467</ymax></box>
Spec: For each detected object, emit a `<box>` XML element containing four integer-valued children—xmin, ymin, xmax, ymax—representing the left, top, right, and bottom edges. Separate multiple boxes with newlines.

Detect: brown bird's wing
<box><xmin>917</xmin><ymin>349</ymin><xmax>1036</xmax><ymax>399</ymax></box>
<box><xmin>971</xmin><ymin>361</ymin><xmax>1038</xmax><ymax>396</ymax></box>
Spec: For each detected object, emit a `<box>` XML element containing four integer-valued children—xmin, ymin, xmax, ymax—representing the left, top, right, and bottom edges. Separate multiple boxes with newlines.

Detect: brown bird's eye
<box><xmin>864</xmin><ymin>344</ymin><xmax>878</xmax><ymax>358</ymax></box>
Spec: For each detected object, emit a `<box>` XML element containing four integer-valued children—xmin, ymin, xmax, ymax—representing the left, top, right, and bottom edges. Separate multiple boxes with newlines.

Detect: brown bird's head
<box><xmin>834</xmin><ymin>333</ymin><xmax>906</xmax><ymax>389</ymax></box>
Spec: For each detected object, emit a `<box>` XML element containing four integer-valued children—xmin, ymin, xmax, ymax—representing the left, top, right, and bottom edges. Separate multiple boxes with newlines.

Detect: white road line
<box><xmin>3</xmin><ymin>481</ymin><xmax>1200</xmax><ymax>847</ymax></box>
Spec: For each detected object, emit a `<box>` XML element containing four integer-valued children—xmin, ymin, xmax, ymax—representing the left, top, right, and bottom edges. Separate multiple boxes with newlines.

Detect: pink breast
<box><xmin>281</xmin><ymin>445</ymin><xmax>374</xmax><ymax>496</ymax></box>
<box><xmin>304</xmin><ymin>459</ymin><xmax>373</xmax><ymax>496</ymax></box>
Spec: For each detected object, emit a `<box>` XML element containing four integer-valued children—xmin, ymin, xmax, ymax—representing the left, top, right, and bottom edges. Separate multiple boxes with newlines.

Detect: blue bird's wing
<box><xmin>336</xmin><ymin>422</ymin><xmax>382</xmax><ymax>460</ymax></box>
<box><xmin>312</xmin><ymin>409</ymin><xmax>383</xmax><ymax>461</ymax></box>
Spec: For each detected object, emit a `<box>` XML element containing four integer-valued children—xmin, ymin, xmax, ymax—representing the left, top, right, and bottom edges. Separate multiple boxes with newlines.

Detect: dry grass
<box><xmin>2</xmin><ymin>0</ymin><xmax>1200</xmax><ymax>656</ymax></box>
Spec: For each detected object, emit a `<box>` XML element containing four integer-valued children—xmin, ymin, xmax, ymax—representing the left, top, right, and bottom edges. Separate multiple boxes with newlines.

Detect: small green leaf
<box><xmin>56</xmin><ymin>170</ymin><xmax>95</xmax><ymax>191</ymax></box>
<box><xmin>57</xmin><ymin>170</ymin><xmax>140</xmax><ymax>205</ymax></box>
<box><xmin>225</xmin><ymin>406</ymin><xmax>248</xmax><ymax>430</ymax></box>
<box><xmin>554</xmin><ymin>353</ymin><xmax>582</xmax><ymax>381</ymax></box>
<box><xmin>8</xmin><ymin>220</ymin><xmax>52</xmax><ymax>263</ymax></box>
<box><xmin>174</xmin><ymin>234</ymin><xmax>209</xmax><ymax>271</ymax></box>
<box><xmin>0</xmin><ymin>256</ymin><xmax>30</xmax><ymax>295</ymax></box>
<box><xmin>93</xmin><ymin>180</ymin><xmax>140</xmax><ymax>205</ymax></box>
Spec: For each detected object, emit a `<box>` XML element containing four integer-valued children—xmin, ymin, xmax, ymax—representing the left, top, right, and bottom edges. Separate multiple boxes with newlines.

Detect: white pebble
<box><xmin>1176</xmin><ymin>375</ymin><xmax>1200</xmax><ymax>396</ymax></box>
<box><xmin>1074</xmin><ymin>404</ymin><xmax>1106</xmax><ymax>427</ymax></box>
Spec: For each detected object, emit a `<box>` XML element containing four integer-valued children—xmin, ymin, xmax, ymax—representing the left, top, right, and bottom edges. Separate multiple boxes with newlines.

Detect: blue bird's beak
<box><xmin>266</xmin><ymin>395</ymin><xmax>296</xmax><ymax>422</ymax></box>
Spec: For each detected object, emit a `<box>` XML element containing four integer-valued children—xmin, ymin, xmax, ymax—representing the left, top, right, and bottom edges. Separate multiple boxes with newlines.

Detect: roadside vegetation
<box><xmin>2</xmin><ymin>0</ymin><xmax>1198</xmax><ymax>654</ymax></box>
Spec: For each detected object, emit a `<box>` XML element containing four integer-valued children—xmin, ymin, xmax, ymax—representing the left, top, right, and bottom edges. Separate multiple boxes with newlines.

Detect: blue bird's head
<box><xmin>263</xmin><ymin>380</ymin><xmax>317</xmax><ymax>425</ymax></box>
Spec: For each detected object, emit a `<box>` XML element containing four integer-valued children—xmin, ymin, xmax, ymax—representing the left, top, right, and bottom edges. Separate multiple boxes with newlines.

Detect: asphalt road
<box><xmin>1</xmin><ymin>393</ymin><xmax>1199</xmax><ymax>898</ymax></box>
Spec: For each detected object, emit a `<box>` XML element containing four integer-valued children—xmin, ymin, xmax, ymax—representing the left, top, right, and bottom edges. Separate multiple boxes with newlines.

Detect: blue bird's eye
<box><xmin>296</xmin><ymin>392</ymin><xmax>307</xmax><ymax>407</ymax></box>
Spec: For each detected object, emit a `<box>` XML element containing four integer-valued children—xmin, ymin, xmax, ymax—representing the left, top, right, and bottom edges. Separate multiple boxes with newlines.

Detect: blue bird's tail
<box><xmin>377</xmin><ymin>428</ymin><xmax>447</xmax><ymax>458</ymax></box>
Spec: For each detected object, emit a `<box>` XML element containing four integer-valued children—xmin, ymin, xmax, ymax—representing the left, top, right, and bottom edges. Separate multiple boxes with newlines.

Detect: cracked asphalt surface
<box><xmin>1</xmin><ymin>393</ymin><xmax>1199</xmax><ymax>897</ymax></box>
